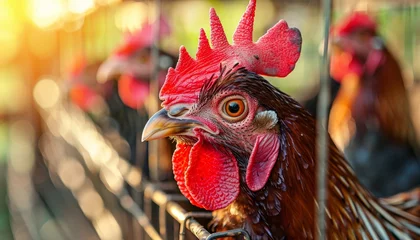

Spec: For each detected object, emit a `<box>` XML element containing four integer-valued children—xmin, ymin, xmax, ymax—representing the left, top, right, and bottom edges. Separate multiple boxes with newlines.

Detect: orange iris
<box><xmin>224</xmin><ymin>99</ymin><xmax>245</xmax><ymax>118</ymax></box>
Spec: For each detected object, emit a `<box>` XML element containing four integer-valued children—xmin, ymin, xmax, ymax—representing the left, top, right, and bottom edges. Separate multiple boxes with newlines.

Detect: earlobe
<box><xmin>253</xmin><ymin>110</ymin><xmax>278</xmax><ymax>130</ymax></box>
<box><xmin>246</xmin><ymin>133</ymin><xmax>280</xmax><ymax>191</ymax></box>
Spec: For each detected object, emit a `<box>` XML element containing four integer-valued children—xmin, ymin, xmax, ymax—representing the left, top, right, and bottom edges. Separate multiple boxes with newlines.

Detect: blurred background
<box><xmin>0</xmin><ymin>0</ymin><xmax>419</xmax><ymax>239</ymax></box>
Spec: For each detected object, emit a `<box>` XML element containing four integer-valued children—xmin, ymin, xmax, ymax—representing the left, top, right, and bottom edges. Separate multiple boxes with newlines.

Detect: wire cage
<box><xmin>2</xmin><ymin>0</ymin><xmax>420</xmax><ymax>239</ymax></box>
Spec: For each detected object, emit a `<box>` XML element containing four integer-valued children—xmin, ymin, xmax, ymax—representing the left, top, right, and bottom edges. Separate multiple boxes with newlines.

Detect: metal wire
<box><xmin>36</xmin><ymin>100</ymin><xmax>253</xmax><ymax>240</ymax></box>
<box><xmin>148</xmin><ymin>0</ymin><xmax>164</xmax><ymax>182</ymax></box>
<box><xmin>316</xmin><ymin>0</ymin><xmax>333</xmax><ymax>239</ymax></box>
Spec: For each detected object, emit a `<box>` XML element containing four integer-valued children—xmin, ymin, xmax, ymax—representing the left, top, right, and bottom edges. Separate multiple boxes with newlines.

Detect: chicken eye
<box><xmin>220</xmin><ymin>97</ymin><xmax>248</xmax><ymax>122</ymax></box>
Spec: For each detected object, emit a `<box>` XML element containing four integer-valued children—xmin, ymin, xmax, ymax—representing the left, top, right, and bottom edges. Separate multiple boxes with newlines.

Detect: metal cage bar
<box><xmin>35</xmin><ymin>98</ymin><xmax>251</xmax><ymax>240</ymax></box>
<box><xmin>316</xmin><ymin>0</ymin><xmax>333</xmax><ymax>239</ymax></box>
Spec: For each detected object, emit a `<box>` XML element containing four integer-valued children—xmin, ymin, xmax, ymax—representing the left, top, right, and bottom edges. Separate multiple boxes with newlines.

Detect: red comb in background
<box><xmin>335</xmin><ymin>12</ymin><xmax>377</xmax><ymax>36</ymax></box>
<box><xmin>115</xmin><ymin>16</ymin><xmax>171</xmax><ymax>56</ymax></box>
<box><xmin>160</xmin><ymin>0</ymin><xmax>302</xmax><ymax>107</ymax></box>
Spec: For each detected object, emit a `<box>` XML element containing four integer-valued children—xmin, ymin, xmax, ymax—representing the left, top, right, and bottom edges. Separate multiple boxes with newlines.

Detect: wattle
<box><xmin>118</xmin><ymin>75</ymin><xmax>149</xmax><ymax>109</ymax></box>
<box><xmin>330</xmin><ymin>52</ymin><xmax>363</xmax><ymax>82</ymax></box>
<box><xmin>70</xmin><ymin>84</ymin><xmax>97</xmax><ymax>111</ymax></box>
<box><xmin>172</xmin><ymin>135</ymin><xmax>240</xmax><ymax>210</ymax></box>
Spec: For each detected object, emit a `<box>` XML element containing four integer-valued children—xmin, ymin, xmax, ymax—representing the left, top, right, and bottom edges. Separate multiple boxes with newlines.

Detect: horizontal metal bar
<box><xmin>119</xmin><ymin>190</ymin><xmax>163</xmax><ymax>240</ymax></box>
<box><xmin>178</xmin><ymin>212</ymin><xmax>213</xmax><ymax>240</ymax></box>
<box><xmin>166</xmin><ymin>202</ymin><xmax>213</xmax><ymax>240</ymax></box>
<box><xmin>207</xmin><ymin>229</ymin><xmax>251</xmax><ymax>240</ymax></box>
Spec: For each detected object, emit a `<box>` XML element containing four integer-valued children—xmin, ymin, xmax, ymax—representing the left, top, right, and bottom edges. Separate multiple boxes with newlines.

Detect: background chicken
<box><xmin>67</xmin><ymin>56</ymin><xmax>113</xmax><ymax>123</ymax></box>
<box><xmin>142</xmin><ymin>0</ymin><xmax>420</xmax><ymax>238</ymax></box>
<box><xmin>328</xmin><ymin>12</ymin><xmax>420</xmax><ymax>198</ymax></box>
<box><xmin>97</xmin><ymin>20</ymin><xmax>177</xmax><ymax>180</ymax></box>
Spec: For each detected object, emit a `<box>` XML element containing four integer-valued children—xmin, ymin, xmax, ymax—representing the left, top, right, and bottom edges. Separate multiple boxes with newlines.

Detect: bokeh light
<box><xmin>114</xmin><ymin>2</ymin><xmax>149</xmax><ymax>33</ymax></box>
<box><xmin>28</xmin><ymin>0</ymin><xmax>65</xmax><ymax>29</ymax></box>
<box><xmin>33</xmin><ymin>78</ymin><xmax>61</xmax><ymax>109</ymax></box>
<box><xmin>68</xmin><ymin>0</ymin><xmax>95</xmax><ymax>15</ymax></box>
<box><xmin>93</xmin><ymin>211</ymin><xmax>122</xmax><ymax>240</ymax></box>
<box><xmin>57</xmin><ymin>158</ymin><xmax>86</xmax><ymax>190</ymax></box>
<box><xmin>77</xmin><ymin>188</ymin><xmax>105</xmax><ymax>219</ymax></box>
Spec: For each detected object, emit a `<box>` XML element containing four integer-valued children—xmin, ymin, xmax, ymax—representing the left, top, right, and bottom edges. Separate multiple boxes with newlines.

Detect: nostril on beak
<box><xmin>168</xmin><ymin>105</ymin><xmax>189</xmax><ymax>117</ymax></box>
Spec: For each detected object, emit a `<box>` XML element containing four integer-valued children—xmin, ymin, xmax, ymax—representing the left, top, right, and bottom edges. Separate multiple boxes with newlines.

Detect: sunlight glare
<box><xmin>29</xmin><ymin>0</ymin><xmax>65</xmax><ymax>29</ymax></box>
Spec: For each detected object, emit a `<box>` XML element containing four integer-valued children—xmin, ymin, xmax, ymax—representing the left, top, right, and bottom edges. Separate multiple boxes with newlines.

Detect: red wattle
<box><xmin>118</xmin><ymin>75</ymin><xmax>149</xmax><ymax>109</ymax></box>
<box><xmin>172</xmin><ymin>137</ymin><xmax>240</xmax><ymax>210</ymax></box>
<box><xmin>70</xmin><ymin>84</ymin><xmax>97</xmax><ymax>111</ymax></box>
<box><xmin>172</xmin><ymin>144</ymin><xmax>202</xmax><ymax>207</ymax></box>
<box><xmin>246</xmin><ymin>133</ymin><xmax>280</xmax><ymax>191</ymax></box>
<box><xmin>185</xmin><ymin>137</ymin><xmax>239</xmax><ymax>210</ymax></box>
<box><xmin>330</xmin><ymin>52</ymin><xmax>363</xmax><ymax>82</ymax></box>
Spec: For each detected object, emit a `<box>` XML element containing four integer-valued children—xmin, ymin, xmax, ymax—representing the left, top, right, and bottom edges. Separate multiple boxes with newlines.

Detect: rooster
<box><xmin>329</xmin><ymin>12</ymin><xmax>420</xmax><ymax>198</ymax></box>
<box><xmin>141</xmin><ymin>0</ymin><xmax>420</xmax><ymax>238</ymax></box>
<box><xmin>97</xmin><ymin>21</ymin><xmax>177</xmax><ymax>180</ymax></box>
<box><xmin>97</xmin><ymin>19</ymin><xmax>175</xmax><ymax>111</ymax></box>
<box><xmin>67</xmin><ymin>56</ymin><xmax>112</xmax><ymax>119</ymax></box>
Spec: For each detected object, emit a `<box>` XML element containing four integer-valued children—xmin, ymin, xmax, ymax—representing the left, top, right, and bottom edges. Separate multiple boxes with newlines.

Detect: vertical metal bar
<box><xmin>144</xmin><ymin>185</ymin><xmax>154</xmax><ymax>240</ymax></box>
<box><xmin>408</xmin><ymin>3</ymin><xmax>416</xmax><ymax>83</ymax></box>
<box><xmin>148</xmin><ymin>0</ymin><xmax>162</xmax><ymax>182</ymax></box>
<box><xmin>159</xmin><ymin>203</ymin><xmax>167</xmax><ymax>240</ymax></box>
<box><xmin>316</xmin><ymin>0</ymin><xmax>333</xmax><ymax>239</ymax></box>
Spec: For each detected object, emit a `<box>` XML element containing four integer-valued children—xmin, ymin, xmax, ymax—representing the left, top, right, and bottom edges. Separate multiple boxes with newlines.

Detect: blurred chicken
<box><xmin>329</xmin><ymin>12</ymin><xmax>420</xmax><ymax>197</ymax></box>
<box><xmin>66</xmin><ymin>56</ymin><xmax>135</xmax><ymax>159</ymax></box>
<box><xmin>97</xmin><ymin>19</ymin><xmax>177</xmax><ymax>180</ymax></box>
<box><xmin>67</xmin><ymin>56</ymin><xmax>113</xmax><ymax>121</ymax></box>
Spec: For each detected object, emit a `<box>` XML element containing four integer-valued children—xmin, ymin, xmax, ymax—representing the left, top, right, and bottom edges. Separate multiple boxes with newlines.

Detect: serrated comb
<box><xmin>160</xmin><ymin>0</ymin><xmax>302</xmax><ymax>107</ymax></box>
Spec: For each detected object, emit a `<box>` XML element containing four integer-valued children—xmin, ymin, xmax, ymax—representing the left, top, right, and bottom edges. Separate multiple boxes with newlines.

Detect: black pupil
<box><xmin>228</xmin><ymin>102</ymin><xmax>240</xmax><ymax>114</ymax></box>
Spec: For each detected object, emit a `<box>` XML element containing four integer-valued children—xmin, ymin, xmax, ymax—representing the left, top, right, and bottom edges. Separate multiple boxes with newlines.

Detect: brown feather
<box><xmin>206</xmin><ymin>68</ymin><xmax>420</xmax><ymax>239</ymax></box>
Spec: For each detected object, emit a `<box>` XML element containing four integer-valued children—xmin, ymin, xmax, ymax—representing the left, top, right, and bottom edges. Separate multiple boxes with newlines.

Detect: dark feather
<box><xmin>203</xmin><ymin>68</ymin><xmax>420</xmax><ymax>239</ymax></box>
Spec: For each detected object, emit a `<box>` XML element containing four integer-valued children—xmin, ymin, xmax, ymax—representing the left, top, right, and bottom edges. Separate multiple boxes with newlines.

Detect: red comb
<box><xmin>160</xmin><ymin>0</ymin><xmax>302</xmax><ymax>107</ymax></box>
<box><xmin>335</xmin><ymin>12</ymin><xmax>377</xmax><ymax>36</ymax></box>
<box><xmin>115</xmin><ymin>16</ymin><xmax>171</xmax><ymax>56</ymax></box>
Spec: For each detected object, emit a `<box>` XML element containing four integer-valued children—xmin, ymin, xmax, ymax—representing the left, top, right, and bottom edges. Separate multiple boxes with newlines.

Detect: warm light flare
<box><xmin>68</xmin><ymin>0</ymin><xmax>95</xmax><ymax>15</ymax></box>
<box><xmin>114</xmin><ymin>2</ymin><xmax>149</xmax><ymax>32</ymax></box>
<box><xmin>95</xmin><ymin>0</ymin><xmax>121</xmax><ymax>6</ymax></box>
<box><xmin>29</xmin><ymin>0</ymin><xmax>65</xmax><ymax>28</ymax></box>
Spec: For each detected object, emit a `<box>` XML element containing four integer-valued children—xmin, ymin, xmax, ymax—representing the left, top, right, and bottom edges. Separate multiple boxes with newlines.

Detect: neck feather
<box><xmin>211</xmin><ymin>76</ymin><xmax>420</xmax><ymax>239</ymax></box>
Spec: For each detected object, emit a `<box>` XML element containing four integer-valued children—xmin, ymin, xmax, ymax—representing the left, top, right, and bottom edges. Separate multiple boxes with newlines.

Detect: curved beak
<box><xmin>141</xmin><ymin>108</ymin><xmax>201</xmax><ymax>142</ymax></box>
<box><xmin>97</xmin><ymin>57</ymin><xmax>127</xmax><ymax>83</ymax></box>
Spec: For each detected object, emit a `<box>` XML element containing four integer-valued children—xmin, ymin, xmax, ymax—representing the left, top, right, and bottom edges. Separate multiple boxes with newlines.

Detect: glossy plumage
<box><xmin>204</xmin><ymin>68</ymin><xmax>420</xmax><ymax>239</ymax></box>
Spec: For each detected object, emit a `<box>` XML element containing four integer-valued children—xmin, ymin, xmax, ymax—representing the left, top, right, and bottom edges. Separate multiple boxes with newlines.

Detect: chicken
<box><xmin>66</xmin><ymin>56</ymin><xmax>136</xmax><ymax>160</ymax></box>
<box><xmin>141</xmin><ymin>0</ymin><xmax>420</xmax><ymax>238</ymax></box>
<box><xmin>97</xmin><ymin>19</ymin><xmax>176</xmax><ymax>110</ymax></box>
<box><xmin>67</xmin><ymin>56</ymin><xmax>113</xmax><ymax>120</ymax></box>
<box><xmin>97</xmin><ymin>21</ymin><xmax>177</xmax><ymax>180</ymax></box>
<box><xmin>329</xmin><ymin>12</ymin><xmax>420</xmax><ymax>197</ymax></box>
